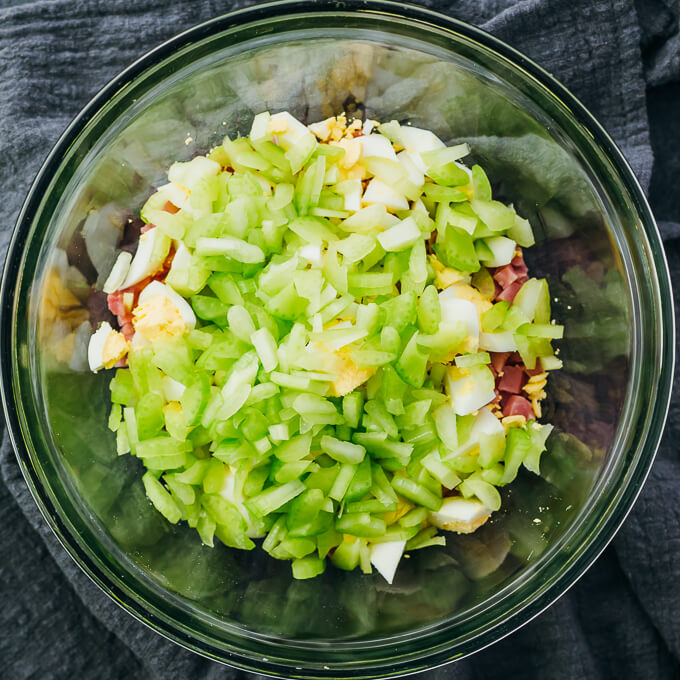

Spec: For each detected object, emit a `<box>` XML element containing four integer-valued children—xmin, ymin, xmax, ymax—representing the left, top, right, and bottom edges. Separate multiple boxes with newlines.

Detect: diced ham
<box><xmin>508</xmin><ymin>352</ymin><xmax>523</xmax><ymax>365</ymax></box>
<box><xmin>503</xmin><ymin>395</ymin><xmax>535</xmax><ymax>419</ymax></box>
<box><xmin>511</xmin><ymin>251</ymin><xmax>524</xmax><ymax>267</ymax></box>
<box><xmin>107</xmin><ymin>291</ymin><xmax>127</xmax><ymax>319</ymax></box>
<box><xmin>515</xmin><ymin>274</ymin><xmax>529</xmax><ymax>285</ymax></box>
<box><xmin>498</xmin><ymin>365</ymin><xmax>524</xmax><ymax>394</ymax></box>
<box><xmin>119</xmin><ymin>322</ymin><xmax>135</xmax><ymax>342</ymax></box>
<box><xmin>493</xmin><ymin>281</ymin><xmax>502</xmax><ymax>299</ymax></box>
<box><xmin>496</xmin><ymin>281</ymin><xmax>523</xmax><ymax>302</ymax></box>
<box><xmin>140</xmin><ymin>223</ymin><xmax>155</xmax><ymax>234</ymax></box>
<box><xmin>513</xmin><ymin>261</ymin><xmax>529</xmax><ymax>278</ymax></box>
<box><xmin>493</xmin><ymin>265</ymin><xmax>518</xmax><ymax>289</ymax></box>
<box><xmin>525</xmin><ymin>359</ymin><xmax>543</xmax><ymax>376</ymax></box>
<box><xmin>490</xmin><ymin>351</ymin><xmax>512</xmax><ymax>374</ymax></box>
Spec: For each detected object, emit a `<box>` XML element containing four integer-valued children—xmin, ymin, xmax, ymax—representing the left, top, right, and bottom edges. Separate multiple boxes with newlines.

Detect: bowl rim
<box><xmin>0</xmin><ymin>0</ymin><xmax>674</xmax><ymax>677</ymax></box>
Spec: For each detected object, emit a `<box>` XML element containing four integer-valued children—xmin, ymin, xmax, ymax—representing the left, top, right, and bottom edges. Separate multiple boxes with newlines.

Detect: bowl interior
<box><xmin>5</xmin><ymin>5</ymin><xmax>670</xmax><ymax>677</ymax></box>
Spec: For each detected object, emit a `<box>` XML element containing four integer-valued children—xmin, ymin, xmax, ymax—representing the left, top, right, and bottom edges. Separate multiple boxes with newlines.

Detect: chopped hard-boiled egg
<box><xmin>268</xmin><ymin>111</ymin><xmax>312</xmax><ymax>150</ymax></box>
<box><xmin>362</xmin><ymin>178</ymin><xmax>409</xmax><ymax>212</ymax></box>
<box><xmin>479</xmin><ymin>236</ymin><xmax>516</xmax><ymax>267</ymax></box>
<box><xmin>370</xmin><ymin>539</ymin><xmax>407</xmax><ymax>584</ymax></box>
<box><xmin>103</xmin><ymin>251</ymin><xmax>132</xmax><ymax>295</ymax></box>
<box><xmin>429</xmin><ymin>497</ymin><xmax>492</xmax><ymax>534</ymax></box>
<box><xmin>88</xmin><ymin>321</ymin><xmax>129</xmax><ymax>372</ymax></box>
<box><xmin>396</xmin><ymin>150</ymin><xmax>426</xmax><ymax>187</ymax></box>
<box><xmin>440</xmin><ymin>283</ymin><xmax>492</xmax><ymax>317</ymax></box>
<box><xmin>471</xmin><ymin>406</ymin><xmax>505</xmax><ymax>440</ymax></box>
<box><xmin>397</xmin><ymin>125</ymin><xmax>445</xmax><ymax>173</ymax></box>
<box><xmin>162</xmin><ymin>376</ymin><xmax>186</xmax><ymax>401</ymax></box>
<box><xmin>132</xmin><ymin>281</ymin><xmax>196</xmax><ymax>342</ymax></box>
<box><xmin>327</xmin><ymin>347</ymin><xmax>376</xmax><ymax>397</ymax></box>
<box><xmin>358</xmin><ymin>134</ymin><xmax>398</xmax><ymax>161</ymax></box>
<box><xmin>479</xmin><ymin>331</ymin><xmax>518</xmax><ymax>352</ymax></box>
<box><xmin>439</xmin><ymin>293</ymin><xmax>480</xmax><ymax>353</ymax></box>
<box><xmin>298</xmin><ymin>244</ymin><xmax>323</xmax><ymax>267</ymax></box>
<box><xmin>167</xmin><ymin>156</ymin><xmax>221</xmax><ymax>191</ymax></box>
<box><xmin>445</xmin><ymin>365</ymin><xmax>496</xmax><ymax>416</ymax></box>
<box><xmin>121</xmin><ymin>228</ymin><xmax>171</xmax><ymax>290</ymax></box>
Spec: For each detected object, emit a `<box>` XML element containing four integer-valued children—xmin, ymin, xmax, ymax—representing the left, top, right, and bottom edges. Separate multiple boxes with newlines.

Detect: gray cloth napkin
<box><xmin>1</xmin><ymin>1</ymin><xmax>679</xmax><ymax>678</ymax></box>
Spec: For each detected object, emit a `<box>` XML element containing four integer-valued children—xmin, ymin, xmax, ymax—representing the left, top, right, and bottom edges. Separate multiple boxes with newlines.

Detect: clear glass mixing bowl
<box><xmin>0</xmin><ymin>1</ymin><xmax>673</xmax><ymax>677</ymax></box>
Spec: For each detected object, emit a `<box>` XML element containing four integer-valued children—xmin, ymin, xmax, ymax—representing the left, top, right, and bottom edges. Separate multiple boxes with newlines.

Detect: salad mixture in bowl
<box><xmin>90</xmin><ymin>111</ymin><xmax>563</xmax><ymax>583</ymax></box>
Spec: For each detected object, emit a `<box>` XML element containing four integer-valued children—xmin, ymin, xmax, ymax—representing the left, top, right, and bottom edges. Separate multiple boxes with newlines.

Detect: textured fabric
<box><xmin>0</xmin><ymin>0</ymin><xmax>678</xmax><ymax>678</ymax></box>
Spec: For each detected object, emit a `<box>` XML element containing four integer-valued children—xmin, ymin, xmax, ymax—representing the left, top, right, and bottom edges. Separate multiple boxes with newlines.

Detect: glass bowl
<box><xmin>0</xmin><ymin>1</ymin><xmax>673</xmax><ymax>677</ymax></box>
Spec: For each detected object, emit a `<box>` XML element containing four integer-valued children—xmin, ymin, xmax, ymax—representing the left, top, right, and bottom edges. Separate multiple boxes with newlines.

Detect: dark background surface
<box><xmin>0</xmin><ymin>1</ymin><xmax>679</xmax><ymax>679</ymax></box>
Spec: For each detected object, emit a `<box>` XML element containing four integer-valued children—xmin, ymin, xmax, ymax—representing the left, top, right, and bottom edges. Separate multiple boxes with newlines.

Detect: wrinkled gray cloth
<box><xmin>1</xmin><ymin>0</ymin><xmax>679</xmax><ymax>678</ymax></box>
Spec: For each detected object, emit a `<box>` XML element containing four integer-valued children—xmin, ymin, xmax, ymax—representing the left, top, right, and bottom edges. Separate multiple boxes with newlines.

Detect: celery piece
<box><xmin>292</xmin><ymin>555</ymin><xmax>326</xmax><ymax>579</ymax></box>
<box><xmin>110</xmin><ymin>368</ymin><xmax>136</xmax><ymax>405</ymax></box>
<box><xmin>455</xmin><ymin>352</ymin><xmax>491</xmax><ymax>368</ymax></box>
<box><xmin>501</xmin><ymin>427</ymin><xmax>533</xmax><ymax>484</ymax></box>
<box><xmin>250</xmin><ymin>327</ymin><xmax>279</xmax><ymax>372</ymax></box>
<box><xmin>422</xmin><ymin>183</ymin><xmax>467</xmax><ymax>203</ymax></box>
<box><xmin>364</xmin><ymin>400</ymin><xmax>398</xmax><ymax>439</ymax></box>
<box><xmin>481</xmin><ymin>301</ymin><xmax>510</xmax><ymax>332</ymax></box>
<box><xmin>331</xmin><ymin>538</ymin><xmax>361</xmax><ymax>570</ymax></box>
<box><xmin>274</xmin><ymin>432</ymin><xmax>312</xmax><ymax>462</ymax></box>
<box><xmin>321</xmin><ymin>435</ymin><xmax>366</xmax><ymax>465</ymax></box>
<box><xmin>390</xmin><ymin>475</ymin><xmax>442</xmax><ymax>511</ymax></box>
<box><xmin>344</xmin><ymin>457</ymin><xmax>373</xmax><ymax>501</ymax></box>
<box><xmin>108</xmin><ymin>403</ymin><xmax>122</xmax><ymax>433</ymax></box>
<box><xmin>471</xmin><ymin>164</ymin><xmax>492</xmax><ymax>201</ymax></box>
<box><xmin>507</xmin><ymin>214</ymin><xmax>535</xmax><ymax>247</ymax></box>
<box><xmin>417</xmin><ymin>285</ymin><xmax>441</xmax><ymax>334</ymax></box>
<box><xmin>460</xmin><ymin>476</ymin><xmax>502</xmax><ymax>511</ymax></box>
<box><xmin>317</xmin><ymin>528</ymin><xmax>341</xmax><ymax>560</ymax></box>
<box><xmin>470</xmin><ymin>198</ymin><xmax>515</xmax><ymax>232</ymax></box>
<box><xmin>399</xmin><ymin>506</ymin><xmax>428</xmax><ymax>528</ymax></box>
<box><xmin>395</xmin><ymin>333</ymin><xmax>428</xmax><ymax>388</ymax></box>
<box><xmin>329</xmin><ymin>463</ymin><xmax>357</xmax><ymax>501</ymax></box>
<box><xmin>381</xmin><ymin>291</ymin><xmax>417</xmax><ymax>333</ymax></box>
<box><xmin>435</xmin><ymin>226</ymin><xmax>480</xmax><ymax>273</ymax></box>
<box><xmin>342</xmin><ymin>391</ymin><xmax>364</xmax><ymax>429</ymax></box>
<box><xmin>245</xmin><ymin>480</ymin><xmax>306</xmax><ymax>517</ymax></box>
<box><xmin>142</xmin><ymin>472</ymin><xmax>182</xmax><ymax>524</ymax></box>
<box><xmin>478</xmin><ymin>432</ymin><xmax>507</xmax><ymax>469</ymax></box>
<box><xmin>335</xmin><ymin>512</ymin><xmax>386</xmax><ymax>538</ymax></box>
<box><xmin>354</xmin><ymin>432</ymin><xmax>413</xmax><ymax>466</ymax></box>
<box><xmin>227</xmin><ymin>305</ymin><xmax>256</xmax><ymax>343</ymax></box>
<box><xmin>191</xmin><ymin>295</ymin><xmax>230</xmax><ymax>326</ymax></box>
<box><xmin>196</xmin><ymin>236</ymin><xmax>264</xmax><ymax>263</ymax></box>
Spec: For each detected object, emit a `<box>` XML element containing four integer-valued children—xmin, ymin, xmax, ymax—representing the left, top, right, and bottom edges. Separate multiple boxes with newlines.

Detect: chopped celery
<box><xmin>95</xmin><ymin>109</ymin><xmax>562</xmax><ymax>582</ymax></box>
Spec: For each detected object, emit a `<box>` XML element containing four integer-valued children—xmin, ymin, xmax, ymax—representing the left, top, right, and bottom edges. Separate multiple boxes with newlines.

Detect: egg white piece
<box><xmin>397</xmin><ymin>150</ymin><xmax>425</xmax><ymax>187</ymax></box>
<box><xmin>167</xmin><ymin>156</ymin><xmax>221</xmax><ymax>191</ymax></box>
<box><xmin>429</xmin><ymin>497</ymin><xmax>492</xmax><ymax>533</ymax></box>
<box><xmin>87</xmin><ymin>322</ymin><xmax>128</xmax><ymax>373</ymax></box>
<box><xmin>358</xmin><ymin>134</ymin><xmax>398</xmax><ymax>161</ymax></box>
<box><xmin>121</xmin><ymin>228</ymin><xmax>170</xmax><ymax>289</ymax></box>
<box><xmin>362</xmin><ymin>178</ymin><xmax>409</xmax><ymax>212</ymax></box>
<box><xmin>162</xmin><ymin>376</ymin><xmax>186</xmax><ymax>401</ymax></box>
<box><xmin>298</xmin><ymin>244</ymin><xmax>323</xmax><ymax>267</ymax></box>
<box><xmin>268</xmin><ymin>111</ymin><xmax>311</xmax><ymax>150</ymax></box>
<box><xmin>370</xmin><ymin>540</ymin><xmax>407</xmax><ymax>585</ymax></box>
<box><xmin>137</xmin><ymin>280</ymin><xmax>197</xmax><ymax>331</ymax></box>
<box><xmin>479</xmin><ymin>331</ymin><xmax>518</xmax><ymax>352</ymax></box>
<box><xmin>471</xmin><ymin>406</ymin><xmax>505</xmax><ymax>440</ymax></box>
<box><xmin>398</xmin><ymin>125</ymin><xmax>445</xmax><ymax>155</ymax></box>
<box><xmin>445</xmin><ymin>367</ymin><xmax>496</xmax><ymax>416</ymax></box>
<box><xmin>343</xmin><ymin>184</ymin><xmax>362</xmax><ymax>212</ymax></box>
<box><xmin>103</xmin><ymin>251</ymin><xmax>132</xmax><ymax>295</ymax></box>
<box><xmin>87</xmin><ymin>322</ymin><xmax>114</xmax><ymax>372</ymax></box>
<box><xmin>439</xmin><ymin>295</ymin><xmax>479</xmax><ymax>349</ymax></box>
<box><xmin>479</xmin><ymin>236</ymin><xmax>516</xmax><ymax>267</ymax></box>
